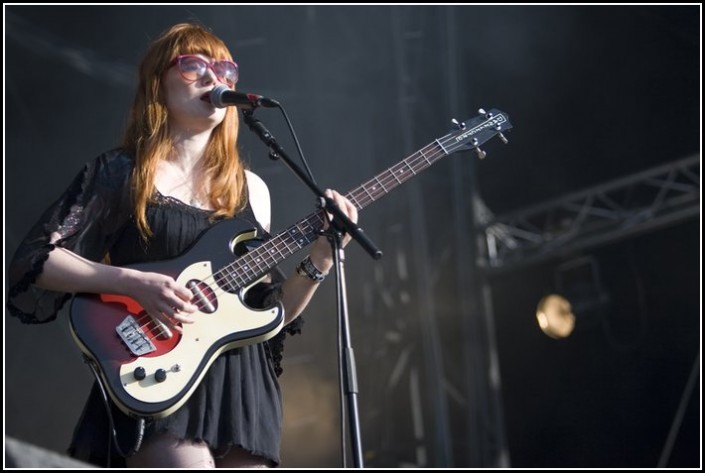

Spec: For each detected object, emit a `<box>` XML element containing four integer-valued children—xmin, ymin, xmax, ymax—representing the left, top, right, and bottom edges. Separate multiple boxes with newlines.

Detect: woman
<box><xmin>7</xmin><ymin>22</ymin><xmax>357</xmax><ymax>468</ymax></box>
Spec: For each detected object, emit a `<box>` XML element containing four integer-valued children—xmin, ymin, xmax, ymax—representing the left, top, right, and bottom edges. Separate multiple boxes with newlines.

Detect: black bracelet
<box><xmin>296</xmin><ymin>255</ymin><xmax>327</xmax><ymax>283</ymax></box>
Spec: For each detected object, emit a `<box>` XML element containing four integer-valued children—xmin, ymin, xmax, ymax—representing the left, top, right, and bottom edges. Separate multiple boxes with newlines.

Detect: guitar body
<box><xmin>69</xmin><ymin>218</ymin><xmax>285</xmax><ymax>418</ymax></box>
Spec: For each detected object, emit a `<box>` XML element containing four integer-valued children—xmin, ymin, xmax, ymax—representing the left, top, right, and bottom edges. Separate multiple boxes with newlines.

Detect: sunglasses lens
<box><xmin>178</xmin><ymin>56</ymin><xmax>205</xmax><ymax>81</ymax></box>
<box><xmin>175</xmin><ymin>56</ymin><xmax>239</xmax><ymax>87</ymax></box>
<box><xmin>213</xmin><ymin>62</ymin><xmax>239</xmax><ymax>87</ymax></box>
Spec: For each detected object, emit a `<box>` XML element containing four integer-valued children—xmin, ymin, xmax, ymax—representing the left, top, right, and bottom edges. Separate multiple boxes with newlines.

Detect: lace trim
<box><xmin>7</xmin><ymin>243</ymin><xmax>75</xmax><ymax>324</ymax></box>
<box><xmin>6</xmin><ymin>293</ymin><xmax>73</xmax><ymax>325</ymax></box>
<box><xmin>152</xmin><ymin>190</ymin><xmax>214</xmax><ymax>215</ymax></box>
<box><xmin>9</xmin><ymin>243</ymin><xmax>55</xmax><ymax>299</ymax></box>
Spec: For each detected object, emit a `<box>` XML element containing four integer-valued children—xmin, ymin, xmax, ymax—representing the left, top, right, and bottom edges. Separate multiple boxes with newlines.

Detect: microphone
<box><xmin>209</xmin><ymin>85</ymin><xmax>279</xmax><ymax>109</ymax></box>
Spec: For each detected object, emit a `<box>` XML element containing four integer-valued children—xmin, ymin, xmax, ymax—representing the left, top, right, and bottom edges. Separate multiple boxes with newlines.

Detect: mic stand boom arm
<box><xmin>241</xmin><ymin>110</ymin><xmax>382</xmax><ymax>260</ymax></box>
<box><xmin>242</xmin><ymin>109</ymin><xmax>379</xmax><ymax>468</ymax></box>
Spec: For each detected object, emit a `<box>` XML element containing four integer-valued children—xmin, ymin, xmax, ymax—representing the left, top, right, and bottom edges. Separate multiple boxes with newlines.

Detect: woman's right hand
<box><xmin>122</xmin><ymin>268</ymin><xmax>198</xmax><ymax>332</ymax></box>
<box><xmin>36</xmin><ymin>247</ymin><xmax>197</xmax><ymax>332</ymax></box>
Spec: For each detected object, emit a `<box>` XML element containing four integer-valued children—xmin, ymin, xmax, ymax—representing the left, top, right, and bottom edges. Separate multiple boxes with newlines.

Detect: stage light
<box><xmin>536</xmin><ymin>294</ymin><xmax>576</xmax><ymax>339</ymax></box>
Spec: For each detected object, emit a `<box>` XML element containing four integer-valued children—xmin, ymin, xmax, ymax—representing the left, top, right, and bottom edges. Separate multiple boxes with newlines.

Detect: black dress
<box><xmin>7</xmin><ymin>149</ymin><xmax>302</xmax><ymax>467</ymax></box>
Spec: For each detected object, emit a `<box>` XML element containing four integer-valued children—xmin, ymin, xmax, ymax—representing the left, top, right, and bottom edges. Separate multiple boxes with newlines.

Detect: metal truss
<box><xmin>390</xmin><ymin>7</ymin><xmax>454</xmax><ymax>467</ymax></box>
<box><xmin>480</xmin><ymin>155</ymin><xmax>700</xmax><ymax>271</ymax></box>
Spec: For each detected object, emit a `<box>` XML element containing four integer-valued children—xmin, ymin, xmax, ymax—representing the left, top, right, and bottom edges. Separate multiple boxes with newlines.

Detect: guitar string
<box><xmin>136</xmin><ymin>132</ymin><xmax>462</xmax><ymax>339</ymax></box>
<box><xmin>201</xmin><ymin>139</ymin><xmax>449</xmax><ymax>295</ymax></box>
<box><xmin>134</xmin><ymin>120</ymin><xmax>496</xmax><ymax>339</ymax></box>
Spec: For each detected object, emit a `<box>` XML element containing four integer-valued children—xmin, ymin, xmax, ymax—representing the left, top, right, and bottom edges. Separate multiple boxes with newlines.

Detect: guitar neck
<box><xmin>227</xmin><ymin>139</ymin><xmax>449</xmax><ymax>288</ymax></box>
<box><xmin>222</xmin><ymin>106</ymin><xmax>513</xmax><ymax>289</ymax></box>
<box><xmin>347</xmin><ymin>139</ymin><xmax>447</xmax><ymax>210</ymax></box>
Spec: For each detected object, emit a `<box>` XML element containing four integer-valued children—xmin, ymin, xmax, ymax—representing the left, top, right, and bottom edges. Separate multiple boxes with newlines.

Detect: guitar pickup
<box><xmin>116</xmin><ymin>315</ymin><xmax>157</xmax><ymax>356</ymax></box>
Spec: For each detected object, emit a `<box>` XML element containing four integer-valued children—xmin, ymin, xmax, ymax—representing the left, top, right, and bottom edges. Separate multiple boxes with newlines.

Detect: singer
<box><xmin>7</xmin><ymin>22</ymin><xmax>357</xmax><ymax>468</ymax></box>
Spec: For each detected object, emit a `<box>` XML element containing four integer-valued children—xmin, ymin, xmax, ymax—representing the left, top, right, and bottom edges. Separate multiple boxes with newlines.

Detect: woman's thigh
<box><xmin>125</xmin><ymin>433</ymin><xmax>215</xmax><ymax>468</ymax></box>
<box><xmin>215</xmin><ymin>447</ymin><xmax>273</xmax><ymax>468</ymax></box>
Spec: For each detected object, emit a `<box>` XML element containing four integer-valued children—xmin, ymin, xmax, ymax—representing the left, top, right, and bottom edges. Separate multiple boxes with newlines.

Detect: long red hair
<box><xmin>123</xmin><ymin>23</ymin><xmax>246</xmax><ymax>238</ymax></box>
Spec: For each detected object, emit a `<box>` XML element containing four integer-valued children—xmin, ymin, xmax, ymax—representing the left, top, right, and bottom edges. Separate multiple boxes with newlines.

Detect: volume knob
<box><xmin>155</xmin><ymin>369</ymin><xmax>167</xmax><ymax>383</ymax></box>
<box><xmin>133</xmin><ymin>367</ymin><xmax>146</xmax><ymax>380</ymax></box>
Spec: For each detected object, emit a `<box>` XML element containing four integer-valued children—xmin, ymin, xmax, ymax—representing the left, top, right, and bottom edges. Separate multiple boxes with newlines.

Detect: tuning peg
<box><xmin>475</xmin><ymin>147</ymin><xmax>487</xmax><ymax>160</ymax></box>
<box><xmin>451</xmin><ymin>118</ymin><xmax>465</xmax><ymax>130</ymax></box>
<box><xmin>492</xmin><ymin>124</ymin><xmax>509</xmax><ymax>144</ymax></box>
<box><xmin>478</xmin><ymin>108</ymin><xmax>494</xmax><ymax>119</ymax></box>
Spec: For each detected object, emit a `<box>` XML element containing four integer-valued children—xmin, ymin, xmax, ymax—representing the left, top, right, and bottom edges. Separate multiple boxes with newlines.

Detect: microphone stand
<box><xmin>242</xmin><ymin>109</ymin><xmax>381</xmax><ymax>468</ymax></box>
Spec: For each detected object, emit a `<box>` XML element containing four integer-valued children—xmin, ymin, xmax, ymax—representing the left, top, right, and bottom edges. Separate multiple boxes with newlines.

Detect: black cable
<box><xmin>273</xmin><ymin>104</ymin><xmax>318</xmax><ymax>185</ymax></box>
<box><xmin>84</xmin><ymin>356</ymin><xmax>145</xmax><ymax>466</ymax></box>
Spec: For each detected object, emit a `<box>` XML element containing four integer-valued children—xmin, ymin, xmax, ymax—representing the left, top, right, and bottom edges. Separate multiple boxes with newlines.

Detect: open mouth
<box><xmin>200</xmin><ymin>92</ymin><xmax>212</xmax><ymax>104</ymax></box>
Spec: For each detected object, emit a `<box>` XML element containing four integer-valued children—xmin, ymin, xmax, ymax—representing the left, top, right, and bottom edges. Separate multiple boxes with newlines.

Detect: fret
<box><xmin>267</xmin><ymin>245</ymin><xmax>281</xmax><ymax>260</ymax></box>
<box><xmin>348</xmin><ymin>189</ymin><xmax>360</xmax><ymax>205</ymax></box>
<box><xmin>222</xmin><ymin>264</ymin><xmax>244</xmax><ymax>290</ymax></box>
<box><xmin>373</xmin><ymin>175</ymin><xmax>388</xmax><ymax>195</ymax></box>
<box><xmin>362</xmin><ymin>184</ymin><xmax>375</xmax><ymax>202</ymax></box>
<box><xmin>249</xmin><ymin>249</ymin><xmax>267</xmax><ymax>271</ymax></box>
<box><xmin>272</xmin><ymin>240</ymin><xmax>287</xmax><ymax>260</ymax></box>
<box><xmin>404</xmin><ymin>159</ymin><xmax>417</xmax><ymax>175</ymax></box>
<box><xmin>254</xmin><ymin>248</ymin><xmax>273</xmax><ymax>270</ymax></box>
<box><xmin>390</xmin><ymin>166</ymin><xmax>402</xmax><ymax>184</ymax></box>
<box><xmin>279</xmin><ymin>235</ymin><xmax>293</xmax><ymax>253</ymax></box>
<box><xmin>349</xmin><ymin>193</ymin><xmax>362</xmax><ymax>210</ymax></box>
<box><xmin>239</xmin><ymin>259</ymin><xmax>256</xmax><ymax>282</ymax></box>
<box><xmin>419</xmin><ymin>149</ymin><xmax>431</xmax><ymax>166</ymax></box>
<box><xmin>434</xmin><ymin>138</ymin><xmax>448</xmax><ymax>155</ymax></box>
<box><xmin>288</xmin><ymin>226</ymin><xmax>307</xmax><ymax>250</ymax></box>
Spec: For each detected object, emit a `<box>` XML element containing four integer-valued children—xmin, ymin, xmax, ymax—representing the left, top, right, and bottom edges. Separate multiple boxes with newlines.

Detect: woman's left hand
<box><xmin>308</xmin><ymin>189</ymin><xmax>358</xmax><ymax>273</ymax></box>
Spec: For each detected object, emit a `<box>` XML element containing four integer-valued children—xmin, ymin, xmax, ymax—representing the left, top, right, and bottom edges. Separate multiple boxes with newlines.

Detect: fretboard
<box><xmin>219</xmin><ymin>138</ymin><xmax>451</xmax><ymax>290</ymax></box>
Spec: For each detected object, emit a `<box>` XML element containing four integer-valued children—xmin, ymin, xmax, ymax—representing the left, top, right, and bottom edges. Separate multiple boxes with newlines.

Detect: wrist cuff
<box><xmin>296</xmin><ymin>255</ymin><xmax>327</xmax><ymax>283</ymax></box>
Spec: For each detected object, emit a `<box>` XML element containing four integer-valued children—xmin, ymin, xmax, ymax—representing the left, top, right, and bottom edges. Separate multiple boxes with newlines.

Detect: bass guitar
<box><xmin>69</xmin><ymin>109</ymin><xmax>512</xmax><ymax>418</ymax></box>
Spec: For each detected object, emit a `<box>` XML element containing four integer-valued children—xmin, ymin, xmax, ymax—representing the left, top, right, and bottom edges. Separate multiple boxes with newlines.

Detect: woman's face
<box><xmin>163</xmin><ymin>53</ymin><xmax>228</xmax><ymax>135</ymax></box>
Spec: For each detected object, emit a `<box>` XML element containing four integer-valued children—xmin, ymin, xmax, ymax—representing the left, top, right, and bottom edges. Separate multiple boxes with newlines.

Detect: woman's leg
<box><xmin>125</xmin><ymin>433</ymin><xmax>215</xmax><ymax>468</ymax></box>
<box><xmin>215</xmin><ymin>447</ymin><xmax>273</xmax><ymax>468</ymax></box>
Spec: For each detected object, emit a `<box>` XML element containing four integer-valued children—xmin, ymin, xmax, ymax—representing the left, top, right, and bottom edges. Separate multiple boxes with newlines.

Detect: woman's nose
<box><xmin>201</xmin><ymin>66</ymin><xmax>218</xmax><ymax>85</ymax></box>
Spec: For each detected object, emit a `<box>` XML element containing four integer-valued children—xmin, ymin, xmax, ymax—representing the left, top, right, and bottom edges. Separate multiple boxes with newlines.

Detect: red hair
<box><xmin>123</xmin><ymin>23</ymin><xmax>246</xmax><ymax>238</ymax></box>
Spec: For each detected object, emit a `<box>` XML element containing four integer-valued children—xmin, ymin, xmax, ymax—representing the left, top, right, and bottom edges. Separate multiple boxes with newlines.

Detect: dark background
<box><xmin>4</xmin><ymin>5</ymin><xmax>700</xmax><ymax>467</ymax></box>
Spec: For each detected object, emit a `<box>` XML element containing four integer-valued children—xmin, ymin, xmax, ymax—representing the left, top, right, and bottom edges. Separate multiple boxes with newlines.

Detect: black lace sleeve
<box><xmin>7</xmin><ymin>149</ymin><xmax>134</xmax><ymax>324</ymax></box>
